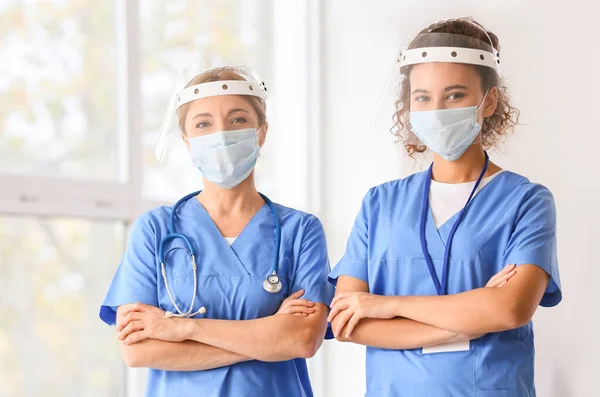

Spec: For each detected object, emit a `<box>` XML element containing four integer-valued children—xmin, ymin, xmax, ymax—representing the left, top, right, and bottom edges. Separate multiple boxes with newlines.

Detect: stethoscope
<box><xmin>158</xmin><ymin>190</ymin><xmax>283</xmax><ymax>318</ymax></box>
<box><xmin>420</xmin><ymin>152</ymin><xmax>489</xmax><ymax>296</ymax></box>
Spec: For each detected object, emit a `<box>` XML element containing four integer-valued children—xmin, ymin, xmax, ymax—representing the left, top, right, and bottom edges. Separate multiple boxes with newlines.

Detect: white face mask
<box><xmin>188</xmin><ymin>128</ymin><xmax>260</xmax><ymax>189</ymax></box>
<box><xmin>409</xmin><ymin>94</ymin><xmax>487</xmax><ymax>161</ymax></box>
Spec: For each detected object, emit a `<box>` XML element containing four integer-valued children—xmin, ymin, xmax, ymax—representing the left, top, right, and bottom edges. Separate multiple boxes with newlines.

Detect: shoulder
<box><xmin>499</xmin><ymin>171</ymin><xmax>555</xmax><ymax>206</ymax></box>
<box><xmin>486</xmin><ymin>171</ymin><xmax>557</xmax><ymax>228</ymax></box>
<box><xmin>273</xmin><ymin>202</ymin><xmax>324</xmax><ymax>233</ymax></box>
<box><xmin>272</xmin><ymin>203</ymin><xmax>327</xmax><ymax>252</ymax></box>
<box><xmin>361</xmin><ymin>171</ymin><xmax>428</xmax><ymax>209</ymax></box>
<box><xmin>131</xmin><ymin>205</ymin><xmax>174</xmax><ymax>236</ymax></box>
<box><xmin>371</xmin><ymin>171</ymin><xmax>427</xmax><ymax>198</ymax></box>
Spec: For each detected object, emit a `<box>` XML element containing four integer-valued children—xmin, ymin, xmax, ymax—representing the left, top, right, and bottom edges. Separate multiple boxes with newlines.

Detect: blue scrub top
<box><xmin>329</xmin><ymin>171</ymin><xmax>561</xmax><ymax>397</ymax></box>
<box><xmin>99</xmin><ymin>197</ymin><xmax>335</xmax><ymax>397</ymax></box>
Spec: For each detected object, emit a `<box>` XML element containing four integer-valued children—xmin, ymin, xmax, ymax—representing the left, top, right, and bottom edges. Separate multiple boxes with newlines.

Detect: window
<box><xmin>0</xmin><ymin>1</ymin><xmax>122</xmax><ymax>182</ymax></box>
<box><xmin>0</xmin><ymin>217</ymin><xmax>126</xmax><ymax>397</ymax></box>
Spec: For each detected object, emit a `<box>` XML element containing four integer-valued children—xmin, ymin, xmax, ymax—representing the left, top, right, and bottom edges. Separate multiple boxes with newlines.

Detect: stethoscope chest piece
<box><xmin>263</xmin><ymin>271</ymin><xmax>283</xmax><ymax>294</ymax></box>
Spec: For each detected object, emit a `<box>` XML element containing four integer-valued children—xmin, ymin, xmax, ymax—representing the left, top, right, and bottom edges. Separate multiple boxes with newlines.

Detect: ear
<box><xmin>181</xmin><ymin>134</ymin><xmax>190</xmax><ymax>151</ymax></box>
<box><xmin>258</xmin><ymin>123</ymin><xmax>269</xmax><ymax>148</ymax></box>
<box><xmin>482</xmin><ymin>86</ymin><xmax>499</xmax><ymax>118</ymax></box>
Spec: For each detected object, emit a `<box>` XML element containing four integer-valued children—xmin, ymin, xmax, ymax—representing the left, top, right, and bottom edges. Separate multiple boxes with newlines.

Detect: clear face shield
<box><xmin>156</xmin><ymin>63</ymin><xmax>268</xmax><ymax>167</ymax></box>
<box><xmin>376</xmin><ymin>18</ymin><xmax>501</xmax><ymax>161</ymax></box>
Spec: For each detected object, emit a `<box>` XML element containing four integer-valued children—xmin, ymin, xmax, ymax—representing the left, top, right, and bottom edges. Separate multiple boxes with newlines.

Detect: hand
<box><xmin>116</xmin><ymin>302</ymin><xmax>187</xmax><ymax>345</ymax></box>
<box><xmin>276</xmin><ymin>290</ymin><xmax>316</xmax><ymax>317</ymax></box>
<box><xmin>328</xmin><ymin>292</ymin><xmax>397</xmax><ymax>338</ymax></box>
<box><xmin>486</xmin><ymin>264</ymin><xmax>517</xmax><ymax>288</ymax></box>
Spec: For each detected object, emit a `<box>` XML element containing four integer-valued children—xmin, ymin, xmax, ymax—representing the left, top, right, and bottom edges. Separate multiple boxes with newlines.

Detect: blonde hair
<box><xmin>176</xmin><ymin>67</ymin><xmax>267</xmax><ymax>135</ymax></box>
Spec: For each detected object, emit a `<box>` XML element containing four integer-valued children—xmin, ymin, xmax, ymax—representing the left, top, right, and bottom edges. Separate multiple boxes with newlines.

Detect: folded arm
<box><xmin>330</xmin><ymin>265</ymin><xmax>519</xmax><ymax>345</ymax></box>
<box><xmin>181</xmin><ymin>303</ymin><xmax>329</xmax><ymax>362</ymax></box>
<box><xmin>120</xmin><ymin>339</ymin><xmax>250</xmax><ymax>371</ymax></box>
<box><xmin>116</xmin><ymin>305</ymin><xmax>251</xmax><ymax>370</ymax></box>
<box><xmin>331</xmin><ymin>276</ymin><xmax>463</xmax><ymax>348</ymax></box>
<box><xmin>336</xmin><ymin>317</ymin><xmax>465</xmax><ymax>349</ymax></box>
<box><xmin>387</xmin><ymin>264</ymin><xmax>549</xmax><ymax>334</ymax></box>
<box><xmin>116</xmin><ymin>291</ymin><xmax>326</xmax><ymax>365</ymax></box>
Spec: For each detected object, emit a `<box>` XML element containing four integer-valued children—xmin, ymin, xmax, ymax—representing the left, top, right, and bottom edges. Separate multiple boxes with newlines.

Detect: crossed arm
<box><xmin>117</xmin><ymin>337</ymin><xmax>250</xmax><ymax>371</ymax></box>
<box><xmin>117</xmin><ymin>290</ymin><xmax>327</xmax><ymax>371</ymax></box>
<box><xmin>329</xmin><ymin>264</ymin><xmax>549</xmax><ymax>349</ymax></box>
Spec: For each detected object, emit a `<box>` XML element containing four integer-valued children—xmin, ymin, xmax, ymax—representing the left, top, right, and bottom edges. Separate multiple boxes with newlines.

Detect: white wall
<box><xmin>319</xmin><ymin>1</ymin><xmax>600</xmax><ymax>396</ymax></box>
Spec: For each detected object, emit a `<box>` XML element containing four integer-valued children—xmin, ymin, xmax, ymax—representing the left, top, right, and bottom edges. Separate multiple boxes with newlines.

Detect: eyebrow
<box><xmin>412</xmin><ymin>85</ymin><xmax>469</xmax><ymax>95</ymax></box>
<box><xmin>445</xmin><ymin>85</ymin><xmax>468</xmax><ymax>91</ymax></box>
<box><xmin>192</xmin><ymin>112</ymin><xmax>212</xmax><ymax>120</ymax></box>
<box><xmin>192</xmin><ymin>108</ymin><xmax>249</xmax><ymax>120</ymax></box>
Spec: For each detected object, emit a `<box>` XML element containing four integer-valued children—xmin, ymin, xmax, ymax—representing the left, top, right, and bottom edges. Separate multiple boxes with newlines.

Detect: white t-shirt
<box><xmin>224</xmin><ymin>237</ymin><xmax>237</xmax><ymax>246</ymax></box>
<box><xmin>429</xmin><ymin>170</ymin><xmax>506</xmax><ymax>229</ymax></box>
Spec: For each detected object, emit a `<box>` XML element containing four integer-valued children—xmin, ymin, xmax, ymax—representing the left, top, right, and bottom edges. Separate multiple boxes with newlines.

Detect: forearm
<box><xmin>120</xmin><ymin>339</ymin><xmax>250</xmax><ymax>371</ymax></box>
<box><xmin>182</xmin><ymin>313</ymin><xmax>326</xmax><ymax>362</ymax></box>
<box><xmin>336</xmin><ymin>317</ymin><xmax>461</xmax><ymax>349</ymax></box>
<box><xmin>392</xmin><ymin>288</ymin><xmax>522</xmax><ymax>334</ymax></box>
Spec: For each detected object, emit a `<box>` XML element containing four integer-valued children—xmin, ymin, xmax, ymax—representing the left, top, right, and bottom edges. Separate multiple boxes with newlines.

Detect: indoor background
<box><xmin>0</xmin><ymin>1</ymin><xmax>598</xmax><ymax>396</ymax></box>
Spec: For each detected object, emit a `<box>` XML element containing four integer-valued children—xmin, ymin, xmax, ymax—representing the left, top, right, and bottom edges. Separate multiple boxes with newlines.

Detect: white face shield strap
<box><xmin>176</xmin><ymin>79</ymin><xmax>268</xmax><ymax>109</ymax></box>
<box><xmin>399</xmin><ymin>46</ymin><xmax>500</xmax><ymax>73</ymax></box>
<box><xmin>399</xmin><ymin>17</ymin><xmax>501</xmax><ymax>75</ymax></box>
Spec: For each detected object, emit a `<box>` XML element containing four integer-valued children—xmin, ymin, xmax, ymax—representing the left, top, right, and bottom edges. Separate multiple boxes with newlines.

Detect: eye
<box><xmin>231</xmin><ymin>117</ymin><xmax>248</xmax><ymax>124</ymax></box>
<box><xmin>414</xmin><ymin>95</ymin><xmax>431</xmax><ymax>103</ymax></box>
<box><xmin>195</xmin><ymin>121</ymin><xmax>210</xmax><ymax>129</ymax></box>
<box><xmin>447</xmin><ymin>92</ymin><xmax>466</xmax><ymax>100</ymax></box>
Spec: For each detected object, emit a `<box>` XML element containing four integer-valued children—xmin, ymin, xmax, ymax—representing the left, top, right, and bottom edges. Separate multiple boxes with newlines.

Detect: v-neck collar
<box><xmin>190</xmin><ymin>198</ymin><xmax>270</xmax><ymax>276</ymax></box>
<box><xmin>429</xmin><ymin>170</ymin><xmax>506</xmax><ymax>246</ymax></box>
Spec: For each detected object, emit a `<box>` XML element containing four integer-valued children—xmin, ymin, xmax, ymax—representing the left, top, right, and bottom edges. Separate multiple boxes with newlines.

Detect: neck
<box><xmin>431</xmin><ymin>145</ymin><xmax>489</xmax><ymax>183</ymax></box>
<box><xmin>197</xmin><ymin>173</ymin><xmax>264</xmax><ymax>216</ymax></box>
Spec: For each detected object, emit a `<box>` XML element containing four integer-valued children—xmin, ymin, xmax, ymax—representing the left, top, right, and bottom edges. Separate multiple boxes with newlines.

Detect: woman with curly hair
<box><xmin>328</xmin><ymin>17</ymin><xmax>561</xmax><ymax>396</ymax></box>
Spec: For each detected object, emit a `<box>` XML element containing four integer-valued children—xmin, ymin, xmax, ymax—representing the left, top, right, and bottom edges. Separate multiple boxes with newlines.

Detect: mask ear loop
<box><xmin>473</xmin><ymin>90</ymin><xmax>492</xmax><ymax>135</ymax></box>
<box><xmin>476</xmin><ymin>90</ymin><xmax>490</xmax><ymax>112</ymax></box>
<box><xmin>255</xmin><ymin>123</ymin><xmax>266</xmax><ymax>136</ymax></box>
<box><xmin>466</xmin><ymin>89</ymin><xmax>492</xmax><ymax>149</ymax></box>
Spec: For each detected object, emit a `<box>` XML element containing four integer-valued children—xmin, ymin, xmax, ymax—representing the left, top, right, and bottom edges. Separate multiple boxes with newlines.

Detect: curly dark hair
<box><xmin>392</xmin><ymin>17</ymin><xmax>520</xmax><ymax>157</ymax></box>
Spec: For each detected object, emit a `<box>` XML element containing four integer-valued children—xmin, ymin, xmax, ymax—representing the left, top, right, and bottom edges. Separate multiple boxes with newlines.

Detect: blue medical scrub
<box><xmin>329</xmin><ymin>171</ymin><xmax>561</xmax><ymax>397</ymax></box>
<box><xmin>100</xmin><ymin>197</ymin><xmax>335</xmax><ymax>397</ymax></box>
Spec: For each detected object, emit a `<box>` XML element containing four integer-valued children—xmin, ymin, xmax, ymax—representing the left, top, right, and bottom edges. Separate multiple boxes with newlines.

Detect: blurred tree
<box><xmin>0</xmin><ymin>216</ymin><xmax>125</xmax><ymax>397</ymax></box>
<box><xmin>0</xmin><ymin>0</ymin><xmax>118</xmax><ymax>180</ymax></box>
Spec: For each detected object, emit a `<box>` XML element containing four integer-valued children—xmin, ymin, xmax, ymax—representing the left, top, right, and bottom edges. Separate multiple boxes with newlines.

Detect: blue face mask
<box><xmin>188</xmin><ymin>128</ymin><xmax>260</xmax><ymax>189</ymax></box>
<box><xmin>409</xmin><ymin>104</ymin><xmax>483</xmax><ymax>162</ymax></box>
